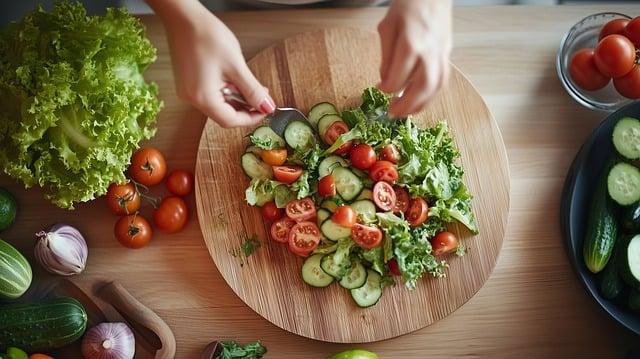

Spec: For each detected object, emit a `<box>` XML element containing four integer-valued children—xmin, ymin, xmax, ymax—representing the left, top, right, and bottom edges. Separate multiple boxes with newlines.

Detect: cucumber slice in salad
<box><xmin>355</xmin><ymin>188</ymin><xmax>373</xmax><ymax>201</ymax></box>
<box><xmin>339</xmin><ymin>260</ymin><xmax>368</xmax><ymax>289</ymax></box>
<box><xmin>251</xmin><ymin>126</ymin><xmax>285</xmax><ymax>148</ymax></box>
<box><xmin>319</xmin><ymin>155</ymin><xmax>349</xmax><ymax>178</ymax></box>
<box><xmin>317</xmin><ymin>114</ymin><xmax>343</xmax><ymax>139</ymax></box>
<box><xmin>284</xmin><ymin>120</ymin><xmax>316</xmax><ymax>150</ymax></box>
<box><xmin>308</xmin><ymin>102</ymin><xmax>338</xmax><ymax>128</ymax></box>
<box><xmin>613</xmin><ymin>117</ymin><xmax>640</xmax><ymax>160</ymax></box>
<box><xmin>333</xmin><ymin>167</ymin><xmax>364</xmax><ymax>201</ymax></box>
<box><xmin>241</xmin><ymin>153</ymin><xmax>272</xmax><ymax>180</ymax></box>
<box><xmin>351</xmin><ymin>200</ymin><xmax>377</xmax><ymax>222</ymax></box>
<box><xmin>350</xmin><ymin>269</ymin><xmax>383</xmax><ymax>308</ymax></box>
<box><xmin>320</xmin><ymin>198</ymin><xmax>341</xmax><ymax>213</ymax></box>
<box><xmin>321</xmin><ymin>218</ymin><xmax>351</xmax><ymax>241</ymax></box>
<box><xmin>320</xmin><ymin>253</ymin><xmax>351</xmax><ymax>279</ymax></box>
<box><xmin>317</xmin><ymin>208</ymin><xmax>331</xmax><ymax>227</ymax></box>
<box><xmin>608</xmin><ymin>162</ymin><xmax>640</xmax><ymax>206</ymax></box>
<box><xmin>301</xmin><ymin>254</ymin><xmax>334</xmax><ymax>287</ymax></box>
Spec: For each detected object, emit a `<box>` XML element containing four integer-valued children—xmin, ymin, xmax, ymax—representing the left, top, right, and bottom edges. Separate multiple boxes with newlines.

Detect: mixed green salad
<box><xmin>242</xmin><ymin>87</ymin><xmax>478</xmax><ymax>307</ymax></box>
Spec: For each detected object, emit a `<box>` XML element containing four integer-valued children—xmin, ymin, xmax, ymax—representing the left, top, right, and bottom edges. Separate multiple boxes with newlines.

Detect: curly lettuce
<box><xmin>0</xmin><ymin>2</ymin><xmax>162</xmax><ymax>209</ymax></box>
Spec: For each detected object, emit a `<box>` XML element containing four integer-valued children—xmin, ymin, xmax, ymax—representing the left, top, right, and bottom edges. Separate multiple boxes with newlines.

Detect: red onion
<box><xmin>82</xmin><ymin>322</ymin><xmax>135</xmax><ymax>359</ymax></box>
<box><xmin>35</xmin><ymin>223</ymin><xmax>88</xmax><ymax>276</ymax></box>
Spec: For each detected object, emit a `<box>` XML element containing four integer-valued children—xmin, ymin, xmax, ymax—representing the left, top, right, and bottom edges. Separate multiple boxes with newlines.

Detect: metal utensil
<box><xmin>221</xmin><ymin>86</ymin><xmax>310</xmax><ymax>136</ymax></box>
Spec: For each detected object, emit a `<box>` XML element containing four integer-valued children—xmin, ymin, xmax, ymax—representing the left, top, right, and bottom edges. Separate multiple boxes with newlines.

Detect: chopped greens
<box><xmin>217</xmin><ymin>340</ymin><xmax>267</xmax><ymax>359</ymax></box>
<box><xmin>230</xmin><ymin>233</ymin><xmax>262</xmax><ymax>267</ymax></box>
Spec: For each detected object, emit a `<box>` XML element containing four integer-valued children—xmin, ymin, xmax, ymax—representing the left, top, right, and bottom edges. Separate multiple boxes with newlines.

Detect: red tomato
<box><xmin>406</xmin><ymin>197</ymin><xmax>429</xmax><ymax>227</ymax></box>
<box><xmin>115</xmin><ymin>214</ymin><xmax>152</xmax><ymax>249</ymax></box>
<box><xmin>393</xmin><ymin>187</ymin><xmax>410</xmax><ymax>214</ymax></box>
<box><xmin>569</xmin><ymin>49</ymin><xmax>611</xmax><ymax>91</ymax></box>
<box><xmin>369</xmin><ymin>160</ymin><xmax>398</xmax><ymax>184</ymax></box>
<box><xmin>318</xmin><ymin>175</ymin><xmax>336</xmax><ymax>197</ymax></box>
<box><xmin>379</xmin><ymin>144</ymin><xmax>400</xmax><ymax>164</ymax></box>
<box><xmin>273</xmin><ymin>165</ymin><xmax>303</xmax><ymax>184</ymax></box>
<box><xmin>106</xmin><ymin>182</ymin><xmax>140</xmax><ymax>216</ymax></box>
<box><xmin>332</xmin><ymin>205</ymin><xmax>357</xmax><ymax>228</ymax></box>
<box><xmin>625</xmin><ymin>16</ymin><xmax>640</xmax><ymax>47</ymax></box>
<box><xmin>288</xmin><ymin>221</ymin><xmax>320</xmax><ymax>257</ymax></box>
<box><xmin>599</xmin><ymin>18</ymin><xmax>630</xmax><ymax>40</ymax></box>
<box><xmin>323</xmin><ymin>121</ymin><xmax>349</xmax><ymax>145</ymax></box>
<box><xmin>333</xmin><ymin>141</ymin><xmax>353</xmax><ymax>157</ymax></box>
<box><xmin>594</xmin><ymin>35</ymin><xmax>636</xmax><ymax>78</ymax></box>
<box><xmin>153</xmin><ymin>196</ymin><xmax>189</xmax><ymax>233</ymax></box>
<box><xmin>373</xmin><ymin>181</ymin><xmax>396</xmax><ymax>212</ymax></box>
<box><xmin>350</xmin><ymin>144</ymin><xmax>376</xmax><ymax>170</ymax></box>
<box><xmin>614</xmin><ymin>66</ymin><xmax>640</xmax><ymax>99</ymax></box>
<box><xmin>430</xmin><ymin>231</ymin><xmax>458</xmax><ymax>256</ymax></box>
<box><xmin>261</xmin><ymin>201</ymin><xmax>283</xmax><ymax>221</ymax></box>
<box><xmin>270</xmin><ymin>217</ymin><xmax>296</xmax><ymax>243</ymax></box>
<box><xmin>130</xmin><ymin>147</ymin><xmax>167</xmax><ymax>186</ymax></box>
<box><xmin>387</xmin><ymin>259</ymin><xmax>401</xmax><ymax>276</ymax></box>
<box><xmin>165</xmin><ymin>169</ymin><xmax>194</xmax><ymax>196</ymax></box>
<box><xmin>285</xmin><ymin>198</ymin><xmax>316</xmax><ymax>222</ymax></box>
<box><xmin>351</xmin><ymin>223</ymin><xmax>383</xmax><ymax>249</ymax></box>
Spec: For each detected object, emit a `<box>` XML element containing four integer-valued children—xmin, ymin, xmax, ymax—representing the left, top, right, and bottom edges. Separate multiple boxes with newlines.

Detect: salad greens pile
<box><xmin>0</xmin><ymin>2</ymin><xmax>162</xmax><ymax>209</ymax></box>
<box><xmin>246</xmin><ymin>87</ymin><xmax>478</xmax><ymax>291</ymax></box>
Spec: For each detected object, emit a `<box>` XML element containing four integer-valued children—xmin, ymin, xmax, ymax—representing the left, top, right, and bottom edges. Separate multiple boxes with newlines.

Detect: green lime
<box><xmin>0</xmin><ymin>187</ymin><xmax>17</xmax><ymax>231</ymax></box>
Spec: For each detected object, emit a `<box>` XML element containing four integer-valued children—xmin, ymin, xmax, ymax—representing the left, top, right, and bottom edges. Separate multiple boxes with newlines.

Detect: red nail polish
<box><xmin>259</xmin><ymin>98</ymin><xmax>276</xmax><ymax>114</ymax></box>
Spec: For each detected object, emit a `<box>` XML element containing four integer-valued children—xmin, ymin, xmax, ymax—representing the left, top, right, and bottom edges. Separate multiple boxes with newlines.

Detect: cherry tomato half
<box><xmin>318</xmin><ymin>175</ymin><xmax>336</xmax><ymax>197</ymax></box>
<box><xmin>288</xmin><ymin>221</ymin><xmax>321</xmax><ymax>257</ymax></box>
<box><xmin>369</xmin><ymin>160</ymin><xmax>398</xmax><ymax>184</ymax></box>
<box><xmin>625</xmin><ymin>16</ymin><xmax>640</xmax><ymax>47</ymax></box>
<box><xmin>569</xmin><ymin>49</ymin><xmax>610</xmax><ymax>91</ymax></box>
<box><xmin>261</xmin><ymin>201</ymin><xmax>283</xmax><ymax>221</ymax></box>
<box><xmin>599</xmin><ymin>18</ymin><xmax>630</xmax><ymax>40</ymax></box>
<box><xmin>285</xmin><ymin>198</ymin><xmax>316</xmax><ymax>222</ymax></box>
<box><xmin>153</xmin><ymin>196</ymin><xmax>189</xmax><ymax>233</ymax></box>
<box><xmin>393</xmin><ymin>186</ymin><xmax>410</xmax><ymax>214</ymax></box>
<box><xmin>379</xmin><ymin>144</ymin><xmax>400</xmax><ymax>164</ymax></box>
<box><xmin>130</xmin><ymin>147</ymin><xmax>167</xmax><ymax>186</ymax></box>
<box><xmin>614</xmin><ymin>66</ymin><xmax>640</xmax><ymax>99</ymax></box>
<box><xmin>166</xmin><ymin>169</ymin><xmax>194</xmax><ymax>196</ymax></box>
<box><xmin>350</xmin><ymin>144</ymin><xmax>376</xmax><ymax>170</ymax></box>
<box><xmin>273</xmin><ymin>165</ymin><xmax>303</xmax><ymax>184</ymax></box>
<box><xmin>115</xmin><ymin>214</ymin><xmax>152</xmax><ymax>249</ymax></box>
<box><xmin>594</xmin><ymin>35</ymin><xmax>636</xmax><ymax>78</ymax></box>
<box><xmin>271</xmin><ymin>217</ymin><xmax>296</xmax><ymax>243</ymax></box>
<box><xmin>388</xmin><ymin>258</ymin><xmax>401</xmax><ymax>276</ymax></box>
<box><xmin>260</xmin><ymin>148</ymin><xmax>288</xmax><ymax>166</ymax></box>
<box><xmin>106</xmin><ymin>182</ymin><xmax>140</xmax><ymax>216</ymax></box>
<box><xmin>351</xmin><ymin>223</ymin><xmax>383</xmax><ymax>249</ymax></box>
<box><xmin>332</xmin><ymin>205</ymin><xmax>357</xmax><ymax>228</ymax></box>
<box><xmin>430</xmin><ymin>231</ymin><xmax>458</xmax><ymax>256</ymax></box>
<box><xmin>406</xmin><ymin>197</ymin><xmax>429</xmax><ymax>227</ymax></box>
<box><xmin>373</xmin><ymin>181</ymin><xmax>396</xmax><ymax>212</ymax></box>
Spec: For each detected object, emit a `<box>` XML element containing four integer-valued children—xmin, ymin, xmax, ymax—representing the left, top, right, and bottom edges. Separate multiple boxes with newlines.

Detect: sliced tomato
<box><xmin>260</xmin><ymin>148</ymin><xmax>287</xmax><ymax>166</ymax></box>
<box><xmin>406</xmin><ymin>197</ymin><xmax>429</xmax><ymax>227</ymax></box>
<box><xmin>318</xmin><ymin>175</ymin><xmax>336</xmax><ymax>197</ymax></box>
<box><xmin>270</xmin><ymin>217</ymin><xmax>296</xmax><ymax>243</ymax></box>
<box><xmin>273</xmin><ymin>165</ymin><xmax>303</xmax><ymax>184</ymax></box>
<box><xmin>261</xmin><ymin>201</ymin><xmax>283</xmax><ymax>221</ymax></box>
<box><xmin>379</xmin><ymin>144</ymin><xmax>399</xmax><ymax>164</ymax></box>
<box><xmin>373</xmin><ymin>181</ymin><xmax>396</xmax><ymax>212</ymax></box>
<box><xmin>387</xmin><ymin>259</ymin><xmax>401</xmax><ymax>276</ymax></box>
<box><xmin>323</xmin><ymin>121</ymin><xmax>349</xmax><ymax>145</ymax></box>
<box><xmin>369</xmin><ymin>160</ymin><xmax>398</xmax><ymax>184</ymax></box>
<box><xmin>430</xmin><ymin>231</ymin><xmax>458</xmax><ymax>256</ymax></box>
<box><xmin>285</xmin><ymin>198</ymin><xmax>316</xmax><ymax>222</ymax></box>
<box><xmin>393</xmin><ymin>187</ymin><xmax>410</xmax><ymax>214</ymax></box>
<box><xmin>288</xmin><ymin>221</ymin><xmax>321</xmax><ymax>257</ymax></box>
<box><xmin>332</xmin><ymin>205</ymin><xmax>357</xmax><ymax>228</ymax></box>
<box><xmin>350</xmin><ymin>144</ymin><xmax>376</xmax><ymax>170</ymax></box>
<box><xmin>351</xmin><ymin>223</ymin><xmax>383</xmax><ymax>249</ymax></box>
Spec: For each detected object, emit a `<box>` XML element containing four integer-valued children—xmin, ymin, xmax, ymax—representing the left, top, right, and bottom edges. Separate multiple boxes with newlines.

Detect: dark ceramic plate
<box><xmin>561</xmin><ymin>101</ymin><xmax>640</xmax><ymax>336</ymax></box>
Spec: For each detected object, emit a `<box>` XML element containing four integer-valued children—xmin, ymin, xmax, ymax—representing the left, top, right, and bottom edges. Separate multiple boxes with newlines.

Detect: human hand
<box><xmin>377</xmin><ymin>0</ymin><xmax>453</xmax><ymax>117</ymax></box>
<box><xmin>156</xmin><ymin>1</ymin><xmax>275</xmax><ymax>127</ymax></box>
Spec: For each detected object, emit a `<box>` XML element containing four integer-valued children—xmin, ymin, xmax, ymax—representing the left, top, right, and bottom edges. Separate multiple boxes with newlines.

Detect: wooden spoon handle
<box><xmin>97</xmin><ymin>281</ymin><xmax>176</xmax><ymax>359</ymax></box>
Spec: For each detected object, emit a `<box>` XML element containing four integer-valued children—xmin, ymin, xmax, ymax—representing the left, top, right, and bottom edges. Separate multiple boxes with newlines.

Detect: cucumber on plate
<box><xmin>301</xmin><ymin>254</ymin><xmax>334</xmax><ymax>288</ymax></box>
<box><xmin>612</xmin><ymin>117</ymin><xmax>640</xmax><ymax>160</ymax></box>
<box><xmin>319</xmin><ymin>155</ymin><xmax>349</xmax><ymax>178</ymax></box>
<box><xmin>308</xmin><ymin>102</ymin><xmax>338</xmax><ymax>128</ymax></box>
<box><xmin>241</xmin><ymin>153</ymin><xmax>273</xmax><ymax>180</ymax></box>
<box><xmin>317</xmin><ymin>208</ymin><xmax>332</xmax><ymax>227</ymax></box>
<box><xmin>333</xmin><ymin>167</ymin><xmax>363</xmax><ymax>201</ymax></box>
<box><xmin>608</xmin><ymin>162</ymin><xmax>640</xmax><ymax>206</ymax></box>
<box><xmin>251</xmin><ymin>126</ymin><xmax>286</xmax><ymax>148</ymax></box>
<box><xmin>321</xmin><ymin>218</ymin><xmax>351</xmax><ymax>241</ymax></box>
<box><xmin>621</xmin><ymin>234</ymin><xmax>640</xmax><ymax>289</ymax></box>
<box><xmin>350</xmin><ymin>269</ymin><xmax>383</xmax><ymax>308</ymax></box>
<box><xmin>339</xmin><ymin>260</ymin><xmax>367</xmax><ymax>289</ymax></box>
<box><xmin>320</xmin><ymin>252</ymin><xmax>351</xmax><ymax>279</ymax></box>
<box><xmin>584</xmin><ymin>169</ymin><xmax>618</xmax><ymax>273</ymax></box>
<box><xmin>351</xmin><ymin>200</ymin><xmax>377</xmax><ymax>222</ymax></box>
<box><xmin>284</xmin><ymin>120</ymin><xmax>316</xmax><ymax>150</ymax></box>
<box><xmin>317</xmin><ymin>114</ymin><xmax>343</xmax><ymax>140</ymax></box>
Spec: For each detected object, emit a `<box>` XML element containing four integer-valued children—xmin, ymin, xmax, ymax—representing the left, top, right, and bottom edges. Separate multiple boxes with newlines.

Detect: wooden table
<box><xmin>1</xmin><ymin>4</ymin><xmax>639</xmax><ymax>358</ymax></box>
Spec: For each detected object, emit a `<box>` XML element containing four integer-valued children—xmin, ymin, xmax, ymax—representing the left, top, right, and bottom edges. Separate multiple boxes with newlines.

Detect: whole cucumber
<box><xmin>583</xmin><ymin>169</ymin><xmax>618</xmax><ymax>274</ymax></box>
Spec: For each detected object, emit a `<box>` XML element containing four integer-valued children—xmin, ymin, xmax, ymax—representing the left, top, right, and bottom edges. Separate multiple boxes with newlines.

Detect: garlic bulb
<box><xmin>35</xmin><ymin>223</ymin><xmax>88</xmax><ymax>276</ymax></box>
<box><xmin>82</xmin><ymin>322</ymin><xmax>135</xmax><ymax>359</ymax></box>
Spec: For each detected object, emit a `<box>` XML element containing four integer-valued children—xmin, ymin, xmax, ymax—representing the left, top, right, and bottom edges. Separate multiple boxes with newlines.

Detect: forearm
<box><xmin>145</xmin><ymin>0</ymin><xmax>213</xmax><ymax>28</ymax></box>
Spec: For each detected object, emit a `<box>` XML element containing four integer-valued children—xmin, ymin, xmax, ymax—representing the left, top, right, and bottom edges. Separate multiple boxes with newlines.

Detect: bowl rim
<box><xmin>556</xmin><ymin>12</ymin><xmax>632</xmax><ymax>113</ymax></box>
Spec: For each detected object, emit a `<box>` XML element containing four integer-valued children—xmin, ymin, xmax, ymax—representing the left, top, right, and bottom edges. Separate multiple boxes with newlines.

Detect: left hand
<box><xmin>377</xmin><ymin>0</ymin><xmax>453</xmax><ymax>117</ymax></box>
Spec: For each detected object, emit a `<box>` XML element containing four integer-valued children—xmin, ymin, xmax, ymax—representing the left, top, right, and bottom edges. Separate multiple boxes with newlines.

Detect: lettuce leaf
<box><xmin>428</xmin><ymin>183</ymin><xmax>479</xmax><ymax>234</ymax></box>
<box><xmin>0</xmin><ymin>3</ymin><xmax>162</xmax><ymax>209</ymax></box>
<box><xmin>245</xmin><ymin>179</ymin><xmax>277</xmax><ymax>206</ymax></box>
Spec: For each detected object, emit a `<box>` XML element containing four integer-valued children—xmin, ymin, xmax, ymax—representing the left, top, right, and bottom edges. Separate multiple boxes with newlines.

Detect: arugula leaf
<box><xmin>218</xmin><ymin>341</ymin><xmax>266</xmax><ymax>359</ymax></box>
<box><xmin>428</xmin><ymin>183</ymin><xmax>479</xmax><ymax>234</ymax></box>
<box><xmin>245</xmin><ymin>178</ymin><xmax>278</xmax><ymax>206</ymax></box>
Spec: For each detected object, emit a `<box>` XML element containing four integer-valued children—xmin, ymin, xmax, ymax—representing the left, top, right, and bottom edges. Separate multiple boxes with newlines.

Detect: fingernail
<box><xmin>259</xmin><ymin>97</ymin><xmax>276</xmax><ymax>114</ymax></box>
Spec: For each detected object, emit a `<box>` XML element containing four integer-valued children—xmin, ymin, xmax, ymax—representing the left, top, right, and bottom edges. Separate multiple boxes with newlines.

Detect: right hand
<box><xmin>162</xmin><ymin>3</ymin><xmax>275</xmax><ymax>128</ymax></box>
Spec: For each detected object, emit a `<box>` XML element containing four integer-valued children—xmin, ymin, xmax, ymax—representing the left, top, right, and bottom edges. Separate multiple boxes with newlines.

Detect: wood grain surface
<box><xmin>195</xmin><ymin>28</ymin><xmax>509</xmax><ymax>343</ymax></box>
<box><xmin>1</xmin><ymin>5</ymin><xmax>639</xmax><ymax>358</ymax></box>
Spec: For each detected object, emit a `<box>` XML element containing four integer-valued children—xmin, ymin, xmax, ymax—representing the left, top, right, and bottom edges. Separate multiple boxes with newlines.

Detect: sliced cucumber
<box><xmin>613</xmin><ymin>117</ymin><xmax>640</xmax><ymax>160</ymax></box>
<box><xmin>317</xmin><ymin>208</ymin><xmax>331</xmax><ymax>227</ymax></box>
<box><xmin>351</xmin><ymin>200</ymin><xmax>377</xmax><ymax>223</ymax></box>
<box><xmin>320</xmin><ymin>253</ymin><xmax>351</xmax><ymax>279</ymax></box>
<box><xmin>308</xmin><ymin>102</ymin><xmax>338</xmax><ymax>128</ymax></box>
<box><xmin>245</xmin><ymin>145</ymin><xmax>262</xmax><ymax>155</ymax></box>
<box><xmin>339</xmin><ymin>260</ymin><xmax>368</xmax><ymax>289</ymax></box>
<box><xmin>318</xmin><ymin>155</ymin><xmax>349</xmax><ymax>178</ymax></box>
<box><xmin>301</xmin><ymin>254</ymin><xmax>334</xmax><ymax>288</ymax></box>
<box><xmin>356</xmin><ymin>188</ymin><xmax>373</xmax><ymax>201</ymax></box>
<box><xmin>284</xmin><ymin>121</ymin><xmax>316</xmax><ymax>150</ymax></box>
<box><xmin>321</xmin><ymin>218</ymin><xmax>351</xmax><ymax>241</ymax></box>
<box><xmin>320</xmin><ymin>197</ymin><xmax>342</xmax><ymax>213</ymax></box>
<box><xmin>350</xmin><ymin>269</ymin><xmax>383</xmax><ymax>308</ymax></box>
<box><xmin>317</xmin><ymin>114</ymin><xmax>343</xmax><ymax>139</ymax></box>
<box><xmin>251</xmin><ymin>126</ymin><xmax>285</xmax><ymax>148</ymax></box>
<box><xmin>622</xmin><ymin>234</ymin><xmax>640</xmax><ymax>289</ymax></box>
<box><xmin>607</xmin><ymin>162</ymin><xmax>640</xmax><ymax>206</ymax></box>
<box><xmin>333</xmin><ymin>167</ymin><xmax>364</xmax><ymax>201</ymax></box>
<box><xmin>241</xmin><ymin>153</ymin><xmax>272</xmax><ymax>179</ymax></box>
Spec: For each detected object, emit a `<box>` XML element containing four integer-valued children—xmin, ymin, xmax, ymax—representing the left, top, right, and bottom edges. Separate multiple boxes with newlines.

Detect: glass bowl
<box><xmin>557</xmin><ymin>12</ymin><xmax>633</xmax><ymax>112</ymax></box>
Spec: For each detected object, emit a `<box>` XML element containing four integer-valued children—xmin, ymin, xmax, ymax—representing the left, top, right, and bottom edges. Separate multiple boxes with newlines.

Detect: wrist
<box><xmin>146</xmin><ymin>0</ymin><xmax>212</xmax><ymax>28</ymax></box>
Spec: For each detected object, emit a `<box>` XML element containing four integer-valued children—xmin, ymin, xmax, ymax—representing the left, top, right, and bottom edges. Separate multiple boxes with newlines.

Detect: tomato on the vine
<box><xmin>614</xmin><ymin>66</ymin><xmax>640</xmax><ymax>99</ymax></box>
<box><xmin>115</xmin><ymin>214</ymin><xmax>152</xmax><ymax>249</ymax></box>
<box><xmin>594</xmin><ymin>34</ymin><xmax>636</xmax><ymax>78</ymax></box>
<box><xmin>106</xmin><ymin>182</ymin><xmax>140</xmax><ymax>216</ymax></box>
<box><xmin>130</xmin><ymin>147</ymin><xmax>167</xmax><ymax>186</ymax></box>
<box><xmin>166</xmin><ymin>169</ymin><xmax>194</xmax><ymax>196</ymax></box>
<box><xmin>569</xmin><ymin>49</ymin><xmax>610</xmax><ymax>91</ymax></box>
<box><xmin>599</xmin><ymin>18</ymin><xmax>630</xmax><ymax>40</ymax></box>
<box><xmin>153</xmin><ymin>196</ymin><xmax>189</xmax><ymax>233</ymax></box>
<box><xmin>625</xmin><ymin>16</ymin><xmax>640</xmax><ymax>47</ymax></box>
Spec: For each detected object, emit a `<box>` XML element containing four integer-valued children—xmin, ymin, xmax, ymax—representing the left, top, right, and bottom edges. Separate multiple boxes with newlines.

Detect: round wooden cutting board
<box><xmin>195</xmin><ymin>28</ymin><xmax>509</xmax><ymax>343</ymax></box>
